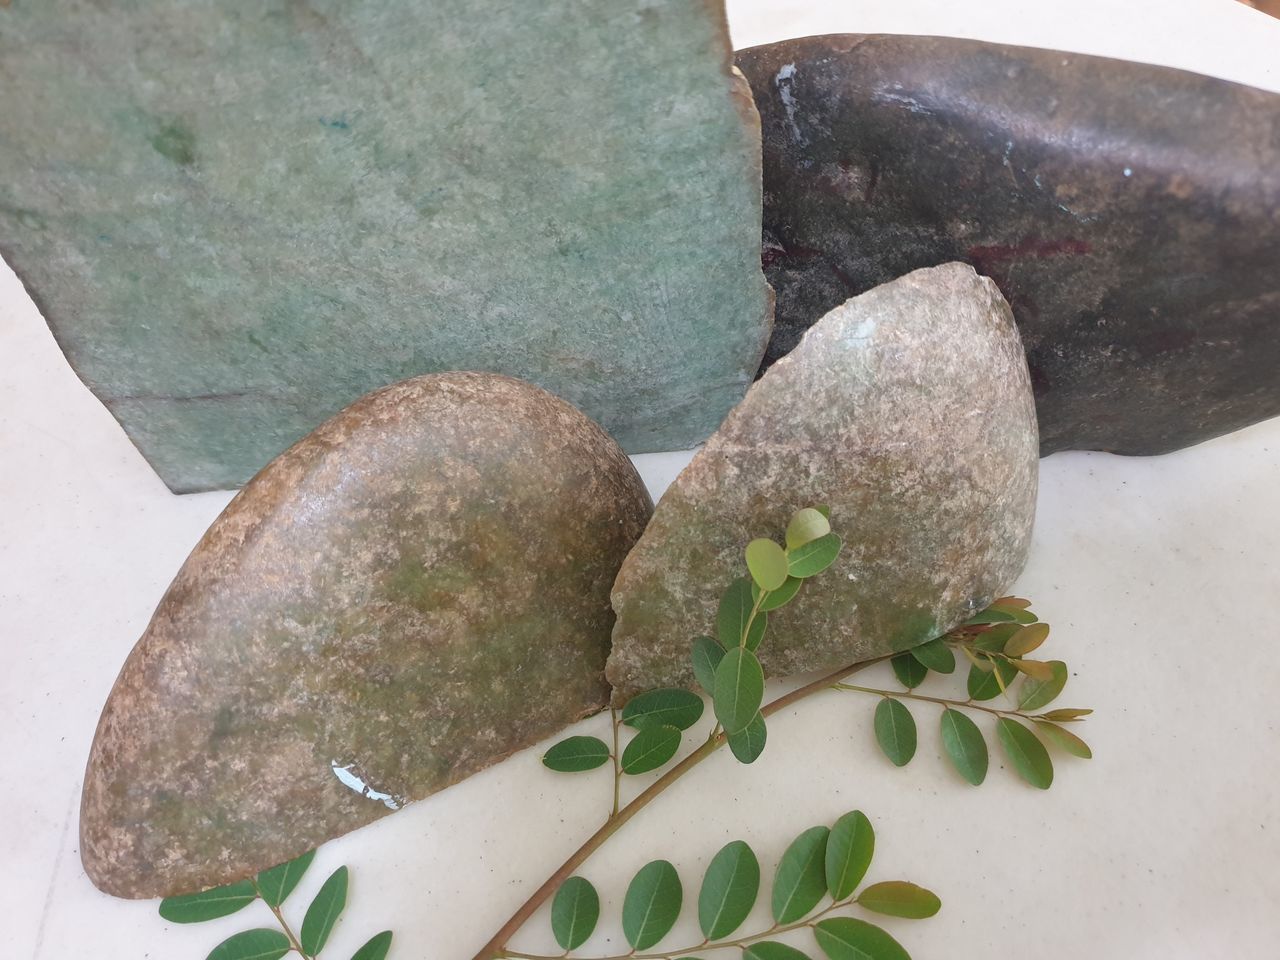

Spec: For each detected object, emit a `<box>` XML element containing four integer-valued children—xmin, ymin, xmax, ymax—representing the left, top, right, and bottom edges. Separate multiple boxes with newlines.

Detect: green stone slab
<box><xmin>0</xmin><ymin>0</ymin><xmax>770</xmax><ymax>492</ymax></box>
<box><xmin>608</xmin><ymin>264</ymin><xmax>1038</xmax><ymax>704</ymax></box>
<box><xmin>80</xmin><ymin>373</ymin><xmax>653</xmax><ymax>898</ymax></box>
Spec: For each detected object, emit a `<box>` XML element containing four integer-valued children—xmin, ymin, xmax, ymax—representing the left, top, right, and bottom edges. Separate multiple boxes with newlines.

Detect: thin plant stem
<box><xmin>834</xmin><ymin>683</ymin><xmax>1021</xmax><ymax>718</ymax></box>
<box><xmin>610</xmin><ymin>708</ymin><xmax>622</xmax><ymax>819</ymax></box>
<box><xmin>468</xmin><ymin>653</ymin><xmax>893</xmax><ymax>960</ymax></box>
<box><xmin>250</xmin><ymin>878</ymin><xmax>308</xmax><ymax>959</ymax></box>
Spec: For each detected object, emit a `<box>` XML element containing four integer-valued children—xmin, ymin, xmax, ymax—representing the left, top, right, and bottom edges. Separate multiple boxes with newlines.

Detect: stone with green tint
<box><xmin>0</xmin><ymin>0</ymin><xmax>771</xmax><ymax>493</ymax></box>
<box><xmin>80</xmin><ymin>373</ymin><xmax>652</xmax><ymax>898</ymax></box>
<box><xmin>608</xmin><ymin>263</ymin><xmax>1038</xmax><ymax>703</ymax></box>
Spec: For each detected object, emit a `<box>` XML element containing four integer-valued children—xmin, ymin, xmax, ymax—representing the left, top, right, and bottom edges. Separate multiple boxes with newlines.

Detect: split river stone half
<box><xmin>0</xmin><ymin>0</ymin><xmax>770</xmax><ymax>492</ymax></box>
<box><xmin>80</xmin><ymin>372</ymin><xmax>653</xmax><ymax>898</ymax></box>
<box><xmin>737</xmin><ymin>34</ymin><xmax>1280</xmax><ymax>456</ymax></box>
<box><xmin>608</xmin><ymin>263</ymin><xmax>1037</xmax><ymax>703</ymax></box>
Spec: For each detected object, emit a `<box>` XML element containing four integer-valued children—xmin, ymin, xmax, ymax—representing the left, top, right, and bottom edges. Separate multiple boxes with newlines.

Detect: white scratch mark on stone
<box><xmin>872</xmin><ymin>90</ymin><xmax>933</xmax><ymax>115</ymax></box>
<box><xmin>1123</xmin><ymin>167</ymin><xmax>1133</xmax><ymax>177</ymax></box>
<box><xmin>775</xmin><ymin>63</ymin><xmax>806</xmax><ymax>145</ymax></box>
<box><xmin>331</xmin><ymin>761</ymin><xmax>402</xmax><ymax>809</ymax></box>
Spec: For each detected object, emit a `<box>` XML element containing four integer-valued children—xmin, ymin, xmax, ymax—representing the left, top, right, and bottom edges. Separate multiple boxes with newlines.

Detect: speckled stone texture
<box><xmin>608</xmin><ymin>263</ymin><xmax>1037</xmax><ymax>704</ymax></box>
<box><xmin>80</xmin><ymin>373</ymin><xmax>653</xmax><ymax>898</ymax></box>
<box><xmin>0</xmin><ymin>1</ymin><xmax>770</xmax><ymax>493</ymax></box>
<box><xmin>736</xmin><ymin>34</ymin><xmax>1280</xmax><ymax>456</ymax></box>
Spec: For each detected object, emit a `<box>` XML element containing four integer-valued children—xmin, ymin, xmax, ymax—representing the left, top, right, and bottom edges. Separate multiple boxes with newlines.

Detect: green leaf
<box><xmin>551</xmin><ymin>876</ymin><xmax>600</xmax><ymax>951</ymax></box>
<box><xmin>815</xmin><ymin>504</ymin><xmax>831</xmax><ymax>519</ymax></box>
<box><xmin>967</xmin><ymin>659</ymin><xmax>1017</xmax><ymax>701</ymax></box>
<box><xmin>873</xmin><ymin>698</ymin><xmax>917</xmax><ymax>767</ymax></box>
<box><xmin>1005</xmin><ymin>622</ymin><xmax>1049</xmax><ymax>657</ymax></box>
<box><xmin>256</xmin><ymin>849</ymin><xmax>316</xmax><ymax>909</ymax></box>
<box><xmin>972</xmin><ymin>622</ymin><xmax>1020</xmax><ymax>653</ymax></box>
<box><xmin>890</xmin><ymin>653</ymin><xmax>927</xmax><ymax>689</ymax></box>
<box><xmin>622</xmin><ymin>688</ymin><xmax>705</xmax><ymax>732</ymax></box>
<box><xmin>300</xmin><ymin>865</ymin><xmax>348</xmax><ymax>956</ymax></box>
<box><xmin>756</xmin><ymin>576</ymin><xmax>803</xmax><ymax>611</ymax></box>
<box><xmin>771</xmin><ymin>825</ymin><xmax>830</xmax><ymax>923</ymax></box>
<box><xmin>908</xmin><ymin>637</ymin><xmax>954</xmax><ymax>674</ymax></box>
<box><xmin>940</xmin><ymin>708</ymin><xmax>988</xmax><ymax>786</ymax></box>
<box><xmin>350</xmin><ymin>931</ymin><xmax>393</xmax><ymax>960</ymax></box>
<box><xmin>1040</xmin><ymin>707</ymin><xmax>1092</xmax><ymax>722</ymax></box>
<box><xmin>856</xmin><ymin>881</ymin><xmax>942</xmax><ymax>919</ymax></box>
<box><xmin>786</xmin><ymin>507</ymin><xmax>832</xmax><ymax>550</ymax></box>
<box><xmin>159</xmin><ymin>879</ymin><xmax>256</xmax><ymax>923</ymax></box>
<box><xmin>622</xmin><ymin>860</ymin><xmax>683</xmax><ymax>950</ymax></box>
<box><xmin>746</xmin><ymin>538</ymin><xmax>790</xmax><ymax>591</ymax></box>
<box><xmin>825</xmin><ymin>810</ymin><xmax>874</xmax><ymax>900</ymax></box>
<box><xmin>713</xmin><ymin>647</ymin><xmax>765</xmax><ymax>735</ymax></box>
<box><xmin>727</xmin><ymin>712</ymin><xmax>768</xmax><ymax>764</ymax></box>
<box><xmin>743</xmin><ymin>611</ymin><xmax>768</xmax><ymax>652</ymax></box>
<box><xmin>745</xmin><ymin>944</ymin><xmax>813</xmax><ymax>960</ymax></box>
<box><xmin>787</xmin><ymin>533</ymin><xmax>842</xmax><ymax>578</ymax></box>
<box><xmin>813</xmin><ymin>917</ymin><xmax>911</xmax><ymax>960</ymax></box>
<box><xmin>542</xmin><ymin>736</ymin><xmax>611</xmax><ymax>772</ymax></box>
<box><xmin>1033</xmin><ymin>720</ymin><xmax>1093</xmax><ymax>759</ymax></box>
<box><xmin>691</xmin><ymin>636</ymin><xmax>726</xmax><ymax>694</ymax></box>
<box><xmin>996</xmin><ymin>717</ymin><xmax>1054</xmax><ymax>789</ymax></box>
<box><xmin>621</xmin><ymin>725</ymin><xmax>683</xmax><ymax>775</ymax></box>
<box><xmin>206</xmin><ymin>929</ymin><xmax>292</xmax><ymax>960</ymax></box>
<box><xmin>1018</xmin><ymin>660</ymin><xmax>1068</xmax><ymax>711</ymax></box>
<box><xmin>1014</xmin><ymin>658</ymin><xmax>1056</xmax><ymax>682</ymax></box>
<box><xmin>717</xmin><ymin>577</ymin><xmax>756</xmax><ymax>648</ymax></box>
<box><xmin>698</xmin><ymin>840</ymin><xmax>760</xmax><ymax>939</ymax></box>
<box><xmin>963</xmin><ymin>608</ymin><xmax>1017</xmax><ymax>625</ymax></box>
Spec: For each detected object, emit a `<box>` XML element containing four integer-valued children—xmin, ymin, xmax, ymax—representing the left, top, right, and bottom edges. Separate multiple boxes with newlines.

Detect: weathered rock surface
<box><xmin>736</xmin><ymin>34</ymin><xmax>1280</xmax><ymax>456</ymax></box>
<box><xmin>608</xmin><ymin>263</ymin><xmax>1037</xmax><ymax>703</ymax></box>
<box><xmin>0</xmin><ymin>1</ymin><xmax>771</xmax><ymax>493</ymax></box>
<box><xmin>81</xmin><ymin>372</ymin><xmax>653</xmax><ymax>898</ymax></box>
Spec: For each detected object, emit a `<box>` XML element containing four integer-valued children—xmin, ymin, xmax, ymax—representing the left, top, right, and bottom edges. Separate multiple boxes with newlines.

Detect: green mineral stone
<box><xmin>79</xmin><ymin>373</ymin><xmax>653</xmax><ymax>898</ymax></box>
<box><xmin>0</xmin><ymin>0</ymin><xmax>771</xmax><ymax>492</ymax></box>
<box><xmin>607</xmin><ymin>263</ymin><xmax>1039</xmax><ymax>704</ymax></box>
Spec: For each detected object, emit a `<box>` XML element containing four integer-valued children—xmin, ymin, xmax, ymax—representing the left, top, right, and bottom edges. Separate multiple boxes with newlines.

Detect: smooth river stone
<box><xmin>736</xmin><ymin>34</ymin><xmax>1280</xmax><ymax>456</ymax></box>
<box><xmin>607</xmin><ymin>263</ymin><xmax>1037</xmax><ymax>704</ymax></box>
<box><xmin>0</xmin><ymin>1</ymin><xmax>770</xmax><ymax>493</ymax></box>
<box><xmin>80</xmin><ymin>372</ymin><xmax>653</xmax><ymax>898</ymax></box>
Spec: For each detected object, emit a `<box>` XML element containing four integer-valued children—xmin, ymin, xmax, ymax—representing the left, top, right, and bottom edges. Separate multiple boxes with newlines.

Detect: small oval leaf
<box><xmin>542</xmin><ymin>736</ymin><xmax>611</xmax><ymax>773</ymax></box>
<box><xmin>745</xmin><ymin>943</ymin><xmax>813</xmax><ymax>960</ymax></box>
<box><xmin>551</xmin><ymin>876</ymin><xmax>600</xmax><ymax>951</ymax></box>
<box><xmin>1005</xmin><ymin>622</ymin><xmax>1050</xmax><ymax>657</ymax></box>
<box><xmin>856</xmin><ymin>881</ymin><xmax>942</xmax><ymax>919</ymax></box>
<box><xmin>908</xmin><ymin>637</ymin><xmax>954</xmax><ymax>674</ymax></box>
<box><xmin>727</xmin><ymin>712</ymin><xmax>768</xmax><ymax>764</ymax></box>
<box><xmin>972</xmin><ymin>623</ymin><xmax>1020</xmax><ymax>653</ymax></box>
<box><xmin>787</xmin><ymin>533</ymin><xmax>842</xmax><ymax>578</ymax></box>
<box><xmin>300</xmin><ymin>865</ymin><xmax>349</xmax><ymax>956</ymax></box>
<box><xmin>963</xmin><ymin>608</ymin><xmax>1016</xmax><ymax>625</ymax></box>
<box><xmin>1040</xmin><ymin>707</ymin><xmax>1092</xmax><ymax>722</ymax></box>
<box><xmin>772</xmin><ymin>825</ymin><xmax>831</xmax><ymax>923</ymax></box>
<box><xmin>622</xmin><ymin>860</ymin><xmax>683</xmax><ymax>950</ymax></box>
<box><xmin>159</xmin><ymin>880</ymin><xmax>257</xmax><ymax>923</ymax></box>
<box><xmin>997</xmin><ymin>717</ymin><xmax>1054</xmax><ymax>789</ymax></box>
<box><xmin>756</xmin><ymin>576</ymin><xmax>804</xmax><ymax>611</ymax></box>
<box><xmin>786</xmin><ymin>507</ymin><xmax>832</xmax><ymax>550</ymax></box>
<box><xmin>873</xmin><ymin>698</ymin><xmax>917</xmax><ymax>767</ymax></box>
<box><xmin>940</xmin><ymin>708</ymin><xmax>988</xmax><ymax>786</ymax></box>
<box><xmin>206</xmin><ymin>929</ymin><xmax>292</xmax><ymax>960</ymax></box>
<box><xmin>890</xmin><ymin>652</ymin><xmax>927</xmax><ymax>689</ymax></box>
<box><xmin>1018</xmin><ymin>660</ymin><xmax>1068</xmax><ymax>710</ymax></box>
<box><xmin>622</xmin><ymin>688</ymin><xmax>705</xmax><ymax>731</ymax></box>
<box><xmin>967</xmin><ymin>659</ymin><xmax>1018</xmax><ymax>702</ymax></box>
<box><xmin>1013</xmin><ymin>658</ymin><xmax>1056</xmax><ymax>682</ymax></box>
<box><xmin>746</xmin><ymin>538</ymin><xmax>790</xmax><ymax>591</ymax></box>
<box><xmin>713</xmin><ymin>647</ymin><xmax>765</xmax><ymax>735</ymax></box>
<box><xmin>256</xmin><ymin>849</ymin><xmax>316</xmax><ymax>909</ymax></box>
<box><xmin>813</xmin><ymin>917</ymin><xmax>910</xmax><ymax>960</ymax></box>
<box><xmin>698</xmin><ymin>840</ymin><xmax>760</xmax><ymax>939</ymax></box>
<box><xmin>621</xmin><ymin>725</ymin><xmax>682</xmax><ymax>776</ymax></box>
<box><xmin>1033</xmin><ymin>720</ymin><xmax>1093</xmax><ymax>759</ymax></box>
<box><xmin>691</xmin><ymin>636</ymin><xmax>726</xmax><ymax>694</ymax></box>
<box><xmin>825</xmin><ymin>810</ymin><xmax>874</xmax><ymax>900</ymax></box>
<box><xmin>350</xmin><ymin>931</ymin><xmax>393</xmax><ymax>960</ymax></box>
<box><xmin>717</xmin><ymin>577</ymin><xmax>756</xmax><ymax>648</ymax></box>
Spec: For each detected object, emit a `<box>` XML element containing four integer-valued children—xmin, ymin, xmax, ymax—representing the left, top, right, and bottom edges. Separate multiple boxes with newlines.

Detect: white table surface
<box><xmin>4</xmin><ymin>1</ymin><xmax>1279</xmax><ymax>958</ymax></box>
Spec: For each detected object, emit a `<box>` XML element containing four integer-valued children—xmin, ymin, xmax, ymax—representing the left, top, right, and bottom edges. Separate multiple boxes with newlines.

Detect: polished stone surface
<box><xmin>79</xmin><ymin>372</ymin><xmax>652</xmax><ymax>898</ymax></box>
<box><xmin>737</xmin><ymin>34</ymin><xmax>1280</xmax><ymax>456</ymax></box>
<box><xmin>608</xmin><ymin>264</ymin><xmax>1038</xmax><ymax>703</ymax></box>
<box><xmin>0</xmin><ymin>0</ymin><xmax>770</xmax><ymax>492</ymax></box>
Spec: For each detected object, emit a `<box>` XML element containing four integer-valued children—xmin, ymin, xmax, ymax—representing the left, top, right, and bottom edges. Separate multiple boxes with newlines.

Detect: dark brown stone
<box><xmin>736</xmin><ymin>34</ymin><xmax>1280</xmax><ymax>456</ymax></box>
<box><xmin>80</xmin><ymin>372</ymin><xmax>652</xmax><ymax>898</ymax></box>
